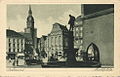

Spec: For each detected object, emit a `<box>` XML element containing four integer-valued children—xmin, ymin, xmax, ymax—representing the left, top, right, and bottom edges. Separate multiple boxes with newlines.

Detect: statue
<box><xmin>66</xmin><ymin>14</ymin><xmax>76</xmax><ymax>65</ymax></box>
<box><xmin>68</xmin><ymin>14</ymin><xmax>75</xmax><ymax>31</ymax></box>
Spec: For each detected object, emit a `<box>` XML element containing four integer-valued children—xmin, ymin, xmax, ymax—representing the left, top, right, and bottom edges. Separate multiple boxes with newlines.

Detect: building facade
<box><xmin>6</xmin><ymin>5</ymin><xmax>38</xmax><ymax>61</ymax></box>
<box><xmin>73</xmin><ymin>15</ymin><xmax>84</xmax><ymax>61</ymax></box>
<box><xmin>37</xmin><ymin>35</ymin><xmax>47</xmax><ymax>61</ymax></box>
<box><xmin>74</xmin><ymin>4</ymin><xmax>114</xmax><ymax>66</ymax></box>
<box><xmin>45</xmin><ymin>23</ymin><xmax>69</xmax><ymax>61</ymax></box>
<box><xmin>24</xmin><ymin>5</ymin><xmax>37</xmax><ymax>49</ymax></box>
<box><xmin>6</xmin><ymin>29</ymin><xmax>25</xmax><ymax>59</ymax></box>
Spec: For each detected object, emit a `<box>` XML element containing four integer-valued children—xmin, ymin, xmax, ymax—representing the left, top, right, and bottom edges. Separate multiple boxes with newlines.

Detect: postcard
<box><xmin>0</xmin><ymin>0</ymin><xmax>120</xmax><ymax>77</ymax></box>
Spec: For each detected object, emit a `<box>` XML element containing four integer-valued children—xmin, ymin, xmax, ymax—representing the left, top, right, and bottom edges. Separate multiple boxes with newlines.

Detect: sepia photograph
<box><xmin>6</xmin><ymin>4</ymin><xmax>114</xmax><ymax>68</ymax></box>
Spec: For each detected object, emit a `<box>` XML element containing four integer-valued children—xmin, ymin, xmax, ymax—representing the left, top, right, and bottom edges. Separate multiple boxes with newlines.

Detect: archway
<box><xmin>86</xmin><ymin>43</ymin><xmax>100</xmax><ymax>62</ymax></box>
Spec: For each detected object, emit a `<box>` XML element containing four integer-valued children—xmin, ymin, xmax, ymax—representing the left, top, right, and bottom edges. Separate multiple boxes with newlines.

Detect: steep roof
<box><xmin>6</xmin><ymin>29</ymin><xmax>24</xmax><ymax>38</ymax></box>
<box><xmin>40</xmin><ymin>35</ymin><xmax>47</xmax><ymax>41</ymax></box>
<box><xmin>51</xmin><ymin>23</ymin><xmax>68</xmax><ymax>32</ymax></box>
<box><xmin>19</xmin><ymin>32</ymin><xmax>32</xmax><ymax>40</ymax></box>
<box><xmin>42</xmin><ymin>35</ymin><xmax>47</xmax><ymax>40</ymax></box>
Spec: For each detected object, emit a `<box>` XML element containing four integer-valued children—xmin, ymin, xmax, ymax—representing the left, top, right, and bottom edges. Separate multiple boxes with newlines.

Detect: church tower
<box><xmin>25</xmin><ymin>5</ymin><xmax>37</xmax><ymax>49</ymax></box>
<box><xmin>25</xmin><ymin>5</ymin><xmax>34</xmax><ymax>33</ymax></box>
<box><xmin>27</xmin><ymin>5</ymin><xmax>34</xmax><ymax>29</ymax></box>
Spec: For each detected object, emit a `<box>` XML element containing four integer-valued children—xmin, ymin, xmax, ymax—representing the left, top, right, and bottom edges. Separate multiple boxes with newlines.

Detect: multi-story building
<box><xmin>6</xmin><ymin>5</ymin><xmax>38</xmax><ymax>60</ymax></box>
<box><xmin>6</xmin><ymin>29</ymin><xmax>25</xmax><ymax>59</ymax></box>
<box><xmin>37</xmin><ymin>35</ymin><xmax>47</xmax><ymax>59</ymax></box>
<box><xmin>73</xmin><ymin>15</ymin><xmax>84</xmax><ymax>61</ymax></box>
<box><xmin>74</xmin><ymin>4</ymin><xmax>114</xmax><ymax>66</ymax></box>
<box><xmin>45</xmin><ymin>23</ymin><xmax>69</xmax><ymax>61</ymax></box>
<box><xmin>25</xmin><ymin>5</ymin><xmax>37</xmax><ymax>49</ymax></box>
<box><xmin>39</xmin><ymin>35</ymin><xmax>47</xmax><ymax>52</ymax></box>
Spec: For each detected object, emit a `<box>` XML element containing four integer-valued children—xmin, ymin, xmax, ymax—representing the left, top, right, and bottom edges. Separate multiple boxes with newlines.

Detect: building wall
<box><xmin>46</xmin><ymin>32</ymin><xmax>64</xmax><ymax>60</ymax></box>
<box><xmin>38</xmin><ymin>36</ymin><xmax>46</xmax><ymax>52</ymax></box>
<box><xmin>44</xmin><ymin>23</ymin><xmax>69</xmax><ymax>61</ymax></box>
<box><xmin>74</xmin><ymin>20</ymin><xmax>83</xmax><ymax>49</ymax></box>
<box><xmin>73</xmin><ymin>16</ymin><xmax>84</xmax><ymax>61</ymax></box>
<box><xmin>6</xmin><ymin>37</ymin><xmax>25</xmax><ymax>58</ymax></box>
<box><xmin>83</xmin><ymin>13</ymin><xmax>114</xmax><ymax>66</ymax></box>
<box><xmin>34</xmin><ymin>28</ymin><xmax>37</xmax><ymax>49</ymax></box>
<box><xmin>82</xmin><ymin>4</ymin><xmax>114</xmax><ymax>15</ymax></box>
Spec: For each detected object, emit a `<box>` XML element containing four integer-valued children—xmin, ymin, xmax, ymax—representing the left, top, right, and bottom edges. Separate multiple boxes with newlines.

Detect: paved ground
<box><xmin>6</xmin><ymin>60</ymin><xmax>113</xmax><ymax>68</ymax></box>
<box><xmin>7</xmin><ymin>65</ymin><xmax>42</xmax><ymax>68</ymax></box>
<box><xmin>6</xmin><ymin>59</ymin><xmax>42</xmax><ymax>68</ymax></box>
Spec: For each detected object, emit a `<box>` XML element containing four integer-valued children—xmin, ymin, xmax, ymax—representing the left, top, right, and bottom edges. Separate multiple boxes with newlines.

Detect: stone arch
<box><xmin>86</xmin><ymin>42</ymin><xmax>100</xmax><ymax>62</ymax></box>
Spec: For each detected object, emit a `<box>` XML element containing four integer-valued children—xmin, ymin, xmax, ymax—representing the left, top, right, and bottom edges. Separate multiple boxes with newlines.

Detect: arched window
<box><xmin>86</xmin><ymin>43</ymin><xmax>100</xmax><ymax>62</ymax></box>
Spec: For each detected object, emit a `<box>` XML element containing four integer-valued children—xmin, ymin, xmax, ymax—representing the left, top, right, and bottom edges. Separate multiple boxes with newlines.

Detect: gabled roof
<box><xmin>6</xmin><ymin>29</ymin><xmax>24</xmax><ymax>38</ymax></box>
<box><xmin>51</xmin><ymin>23</ymin><xmax>68</xmax><ymax>33</ymax></box>
<box><xmin>19</xmin><ymin>32</ymin><xmax>32</xmax><ymax>40</ymax></box>
<box><xmin>42</xmin><ymin>35</ymin><xmax>47</xmax><ymax>40</ymax></box>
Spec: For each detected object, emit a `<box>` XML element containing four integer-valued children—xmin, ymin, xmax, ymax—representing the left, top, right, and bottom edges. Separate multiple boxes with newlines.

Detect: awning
<box><xmin>17</xmin><ymin>53</ymin><xmax>25</xmax><ymax>56</ymax></box>
<box><xmin>6</xmin><ymin>52</ymin><xmax>17</xmax><ymax>54</ymax></box>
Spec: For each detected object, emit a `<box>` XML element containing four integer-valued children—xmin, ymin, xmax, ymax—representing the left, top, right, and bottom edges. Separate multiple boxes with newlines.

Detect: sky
<box><xmin>7</xmin><ymin>4</ymin><xmax>81</xmax><ymax>37</ymax></box>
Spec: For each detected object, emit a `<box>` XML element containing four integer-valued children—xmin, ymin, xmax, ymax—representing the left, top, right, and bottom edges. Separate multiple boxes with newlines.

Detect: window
<box><xmin>59</xmin><ymin>36</ymin><xmax>61</xmax><ymax>46</ymax></box>
<box><xmin>55</xmin><ymin>37</ymin><xmax>57</xmax><ymax>46</ymax></box>
<box><xmin>13</xmin><ymin>39</ymin><xmax>15</xmax><ymax>43</ymax></box>
<box><xmin>13</xmin><ymin>49</ymin><xmax>15</xmax><ymax>52</ymax></box>
<box><xmin>76</xmin><ymin>33</ymin><xmax>79</xmax><ymax>37</ymax></box>
<box><xmin>86</xmin><ymin>43</ymin><xmax>100</xmax><ymax>62</ymax></box>
<box><xmin>9</xmin><ymin>43</ymin><xmax>11</xmax><ymax>47</ymax></box>
<box><xmin>17</xmin><ymin>49</ymin><xmax>19</xmax><ymax>52</ymax></box>
<box><xmin>80</xmin><ymin>40</ymin><xmax>83</xmax><ymax>44</ymax></box>
<box><xmin>19</xmin><ymin>39</ymin><xmax>21</xmax><ymax>43</ymax></box>
<box><xmin>76</xmin><ymin>40</ymin><xmax>79</xmax><ymax>44</ymax></box>
<box><xmin>51</xmin><ymin>37</ymin><xmax>53</xmax><ymax>45</ymax></box>
<box><xmin>53</xmin><ymin>37</ymin><xmax>55</xmax><ymax>46</ymax></box>
<box><xmin>17</xmin><ymin>44</ymin><xmax>19</xmax><ymax>49</ymax></box>
<box><xmin>13</xmin><ymin>44</ymin><xmax>15</xmax><ymax>48</ymax></box>
<box><xmin>9</xmin><ymin>38</ymin><xmax>10</xmax><ymax>43</ymax></box>
<box><xmin>80</xmin><ymin>27</ymin><xmax>83</xmax><ymax>31</ymax></box>
<box><xmin>21</xmin><ymin>39</ymin><xmax>23</xmax><ymax>43</ymax></box>
<box><xmin>9</xmin><ymin>48</ymin><xmax>11</xmax><ymax>52</ymax></box>
<box><xmin>76</xmin><ymin>27</ymin><xmax>79</xmax><ymax>31</ymax></box>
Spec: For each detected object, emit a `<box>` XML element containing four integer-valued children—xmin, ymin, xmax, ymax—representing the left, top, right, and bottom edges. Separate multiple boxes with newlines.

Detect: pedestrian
<box><xmin>12</xmin><ymin>60</ymin><xmax>15</xmax><ymax>66</ymax></box>
<box><xmin>9</xmin><ymin>58</ymin><xmax>11</xmax><ymax>63</ymax></box>
<box><xmin>16</xmin><ymin>58</ymin><xmax>18</xmax><ymax>66</ymax></box>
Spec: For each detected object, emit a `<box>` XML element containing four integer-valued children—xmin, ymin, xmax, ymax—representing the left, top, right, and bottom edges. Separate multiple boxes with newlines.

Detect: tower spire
<box><xmin>26</xmin><ymin>5</ymin><xmax>34</xmax><ymax>28</ymax></box>
<box><xmin>28</xmin><ymin>5</ymin><xmax>32</xmax><ymax>15</ymax></box>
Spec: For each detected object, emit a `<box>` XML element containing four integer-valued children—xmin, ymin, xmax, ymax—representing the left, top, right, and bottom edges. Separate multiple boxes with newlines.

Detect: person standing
<box><xmin>16</xmin><ymin>58</ymin><xmax>18</xmax><ymax>66</ymax></box>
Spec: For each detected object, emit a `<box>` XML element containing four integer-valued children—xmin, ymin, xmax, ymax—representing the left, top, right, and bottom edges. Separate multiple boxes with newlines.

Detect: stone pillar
<box><xmin>66</xmin><ymin>31</ymin><xmax>76</xmax><ymax>65</ymax></box>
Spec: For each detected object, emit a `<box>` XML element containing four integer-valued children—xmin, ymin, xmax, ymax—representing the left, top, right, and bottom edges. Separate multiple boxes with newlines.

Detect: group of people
<box><xmin>8</xmin><ymin>57</ymin><xmax>19</xmax><ymax>66</ymax></box>
<box><xmin>7</xmin><ymin>58</ymin><xmax>18</xmax><ymax>66</ymax></box>
<box><xmin>8</xmin><ymin>57</ymin><xmax>26</xmax><ymax>66</ymax></box>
